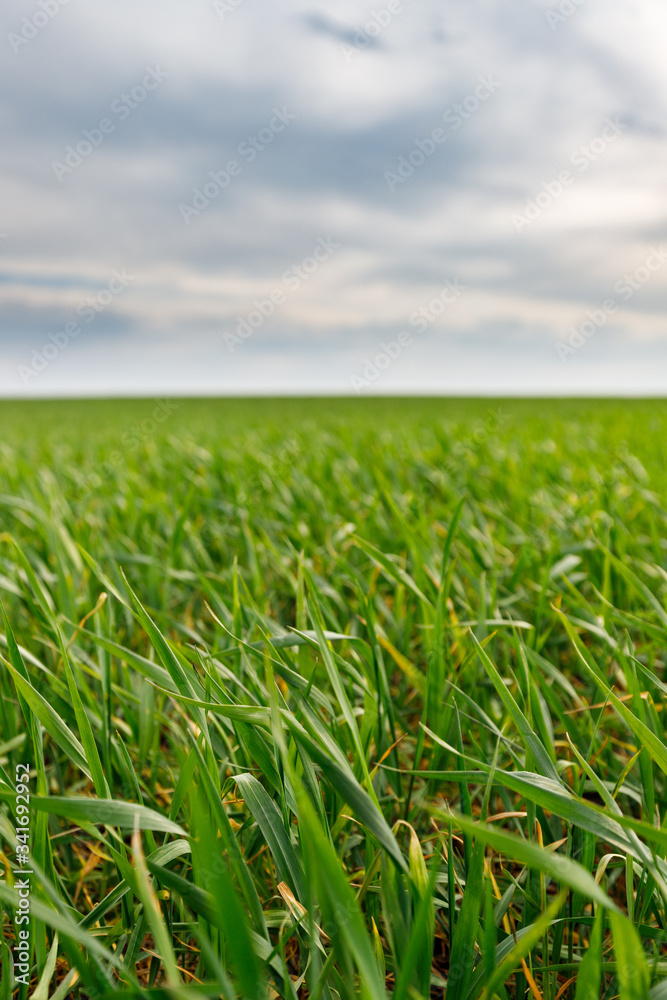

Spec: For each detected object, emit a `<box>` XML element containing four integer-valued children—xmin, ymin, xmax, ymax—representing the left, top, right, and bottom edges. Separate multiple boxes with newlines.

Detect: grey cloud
<box><xmin>1</xmin><ymin>0</ymin><xmax>666</xmax><ymax>395</ymax></box>
<box><xmin>299</xmin><ymin>12</ymin><xmax>382</xmax><ymax>48</ymax></box>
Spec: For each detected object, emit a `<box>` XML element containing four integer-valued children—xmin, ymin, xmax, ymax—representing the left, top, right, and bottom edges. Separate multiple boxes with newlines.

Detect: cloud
<box><xmin>299</xmin><ymin>11</ymin><xmax>382</xmax><ymax>49</ymax></box>
<box><xmin>0</xmin><ymin>0</ymin><xmax>666</xmax><ymax>395</ymax></box>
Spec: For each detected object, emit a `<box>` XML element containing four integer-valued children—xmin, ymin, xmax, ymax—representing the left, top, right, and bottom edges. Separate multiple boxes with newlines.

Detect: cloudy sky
<box><xmin>1</xmin><ymin>0</ymin><xmax>666</xmax><ymax>396</ymax></box>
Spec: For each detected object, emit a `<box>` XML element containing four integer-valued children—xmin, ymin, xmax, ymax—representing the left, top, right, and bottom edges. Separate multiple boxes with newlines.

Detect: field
<box><xmin>2</xmin><ymin>396</ymin><xmax>667</xmax><ymax>1000</ymax></box>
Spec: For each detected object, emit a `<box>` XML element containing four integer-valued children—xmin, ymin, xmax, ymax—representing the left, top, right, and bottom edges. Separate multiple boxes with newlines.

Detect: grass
<box><xmin>1</xmin><ymin>395</ymin><xmax>667</xmax><ymax>998</ymax></box>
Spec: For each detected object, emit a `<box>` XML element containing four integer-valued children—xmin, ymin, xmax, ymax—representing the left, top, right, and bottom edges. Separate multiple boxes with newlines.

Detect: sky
<box><xmin>1</xmin><ymin>0</ymin><xmax>666</xmax><ymax>397</ymax></box>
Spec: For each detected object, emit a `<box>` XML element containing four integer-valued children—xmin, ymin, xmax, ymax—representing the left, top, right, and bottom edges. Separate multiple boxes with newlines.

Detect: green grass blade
<box><xmin>477</xmin><ymin>889</ymin><xmax>567</xmax><ymax>1000</ymax></box>
<box><xmin>0</xmin><ymin>658</ymin><xmax>89</xmax><ymax>776</ymax></box>
<box><xmin>470</xmin><ymin>631</ymin><xmax>560</xmax><ymax>782</ymax></box>
<box><xmin>234</xmin><ymin>771</ymin><xmax>306</xmax><ymax>901</ymax></box>
<box><xmin>611</xmin><ymin>910</ymin><xmax>650</xmax><ymax>999</ymax></box>
<box><xmin>574</xmin><ymin>908</ymin><xmax>603</xmax><ymax>1000</ymax></box>
<box><xmin>444</xmin><ymin>812</ymin><xmax>620</xmax><ymax>913</ymax></box>
<box><xmin>26</xmin><ymin>795</ymin><xmax>187</xmax><ymax>835</ymax></box>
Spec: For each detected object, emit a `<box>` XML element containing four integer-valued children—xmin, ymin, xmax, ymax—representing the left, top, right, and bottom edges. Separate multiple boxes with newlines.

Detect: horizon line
<box><xmin>2</xmin><ymin>391</ymin><xmax>667</xmax><ymax>403</ymax></box>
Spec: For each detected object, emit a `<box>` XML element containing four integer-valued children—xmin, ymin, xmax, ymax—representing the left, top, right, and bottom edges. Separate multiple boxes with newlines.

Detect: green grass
<box><xmin>1</xmin><ymin>395</ymin><xmax>667</xmax><ymax>999</ymax></box>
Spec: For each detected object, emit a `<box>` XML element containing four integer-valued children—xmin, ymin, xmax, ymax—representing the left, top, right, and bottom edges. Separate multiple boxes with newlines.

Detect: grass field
<box><xmin>2</xmin><ymin>396</ymin><xmax>667</xmax><ymax>1000</ymax></box>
